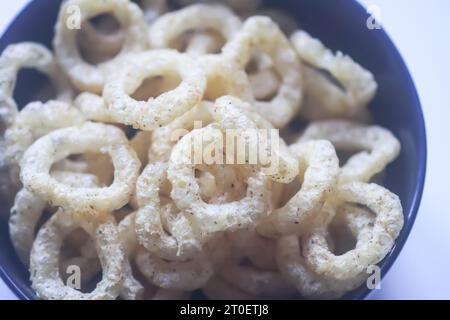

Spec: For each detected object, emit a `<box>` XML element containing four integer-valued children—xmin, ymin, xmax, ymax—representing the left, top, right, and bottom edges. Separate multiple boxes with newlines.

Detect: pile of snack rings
<box><xmin>0</xmin><ymin>0</ymin><xmax>404</xmax><ymax>300</ymax></box>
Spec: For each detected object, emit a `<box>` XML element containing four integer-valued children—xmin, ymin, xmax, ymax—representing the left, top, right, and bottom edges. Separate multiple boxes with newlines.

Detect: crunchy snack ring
<box><xmin>148</xmin><ymin>4</ymin><xmax>242</xmax><ymax>52</ymax></box>
<box><xmin>118</xmin><ymin>212</ymin><xmax>194</xmax><ymax>300</ymax></box>
<box><xmin>223</xmin><ymin>17</ymin><xmax>303</xmax><ymax>128</ymax></box>
<box><xmin>9</xmin><ymin>189</ymin><xmax>46</xmax><ymax>266</ymax></box>
<box><xmin>5</xmin><ymin>101</ymin><xmax>85</xmax><ymax>166</ymax></box>
<box><xmin>257</xmin><ymin>139</ymin><xmax>339</xmax><ymax>237</ymax></box>
<box><xmin>117</xmin><ymin>212</ymin><xmax>145</xmax><ymax>300</ymax></box>
<box><xmin>291</xmin><ymin>30</ymin><xmax>377</xmax><ymax>118</ymax></box>
<box><xmin>135</xmin><ymin>161</ymin><xmax>201</xmax><ymax>261</ymax></box>
<box><xmin>168</xmin><ymin>124</ymin><xmax>270</xmax><ymax>237</ymax></box>
<box><xmin>9</xmin><ymin>171</ymin><xmax>98</xmax><ymax>265</ymax></box>
<box><xmin>300</xmin><ymin>120</ymin><xmax>401</xmax><ymax>184</ymax></box>
<box><xmin>135</xmin><ymin>246</ymin><xmax>213</xmax><ymax>291</ymax></box>
<box><xmin>303</xmin><ymin>182</ymin><xmax>404</xmax><ymax>281</ymax></box>
<box><xmin>212</xmin><ymin>96</ymin><xmax>299</xmax><ymax>183</ymax></box>
<box><xmin>276</xmin><ymin>234</ymin><xmax>367</xmax><ymax>299</ymax></box>
<box><xmin>54</xmin><ymin>0</ymin><xmax>148</xmax><ymax>93</ymax></box>
<box><xmin>30</xmin><ymin>211</ymin><xmax>124</xmax><ymax>300</ymax></box>
<box><xmin>0</xmin><ymin>42</ymin><xmax>72</xmax><ymax>128</ymax></box>
<box><xmin>103</xmin><ymin>50</ymin><xmax>206</xmax><ymax>130</ymax></box>
<box><xmin>20</xmin><ymin>122</ymin><xmax>140</xmax><ymax>217</ymax></box>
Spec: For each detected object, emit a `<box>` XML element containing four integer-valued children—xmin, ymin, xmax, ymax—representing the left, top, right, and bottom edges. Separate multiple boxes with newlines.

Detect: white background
<box><xmin>1</xmin><ymin>0</ymin><xmax>450</xmax><ymax>300</ymax></box>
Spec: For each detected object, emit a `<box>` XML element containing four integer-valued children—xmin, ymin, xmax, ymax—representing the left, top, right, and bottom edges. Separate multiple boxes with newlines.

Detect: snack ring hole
<box><xmin>131</xmin><ymin>73</ymin><xmax>182</xmax><ymax>102</ymax></box>
<box><xmin>13</xmin><ymin>69</ymin><xmax>57</xmax><ymax>108</ymax></box>
<box><xmin>328</xmin><ymin>215</ymin><xmax>358</xmax><ymax>256</ymax></box>
<box><xmin>76</xmin><ymin>13</ymin><xmax>125</xmax><ymax>65</ymax></box>
<box><xmin>245</xmin><ymin>52</ymin><xmax>282</xmax><ymax>102</ymax></box>
<box><xmin>272</xmin><ymin>179</ymin><xmax>302</xmax><ymax>209</ymax></box>
<box><xmin>89</xmin><ymin>13</ymin><xmax>122</xmax><ymax>34</ymax></box>
<box><xmin>59</xmin><ymin>228</ymin><xmax>102</xmax><ymax>293</ymax></box>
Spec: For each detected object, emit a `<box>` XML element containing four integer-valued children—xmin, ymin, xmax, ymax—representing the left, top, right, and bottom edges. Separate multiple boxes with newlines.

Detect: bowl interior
<box><xmin>0</xmin><ymin>0</ymin><xmax>426</xmax><ymax>300</ymax></box>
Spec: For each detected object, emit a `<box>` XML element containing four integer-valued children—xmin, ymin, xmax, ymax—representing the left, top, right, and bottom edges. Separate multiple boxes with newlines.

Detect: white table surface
<box><xmin>1</xmin><ymin>0</ymin><xmax>450</xmax><ymax>300</ymax></box>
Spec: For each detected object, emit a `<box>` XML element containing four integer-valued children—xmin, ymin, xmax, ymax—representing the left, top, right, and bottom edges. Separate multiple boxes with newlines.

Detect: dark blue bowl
<box><xmin>0</xmin><ymin>0</ymin><xmax>426</xmax><ymax>300</ymax></box>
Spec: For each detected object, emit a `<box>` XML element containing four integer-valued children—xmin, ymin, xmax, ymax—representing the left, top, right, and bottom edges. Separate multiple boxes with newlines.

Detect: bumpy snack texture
<box><xmin>0</xmin><ymin>0</ymin><xmax>404</xmax><ymax>300</ymax></box>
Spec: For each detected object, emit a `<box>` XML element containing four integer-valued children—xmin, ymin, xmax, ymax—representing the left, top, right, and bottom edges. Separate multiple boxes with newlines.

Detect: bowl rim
<box><xmin>0</xmin><ymin>0</ymin><xmax>427</xmax><ymax>300</ymax></box>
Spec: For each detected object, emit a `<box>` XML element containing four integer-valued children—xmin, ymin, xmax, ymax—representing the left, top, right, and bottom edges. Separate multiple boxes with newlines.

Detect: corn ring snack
<box><xmin>168</xmin><ymin>124</ymin><xmax>270</xmax><ymax>237</ymax></box>
<box><xmin>275</xmin><ymin>200</ymin><xmax>372</xmax><ymax>299</ymax></box>
<box><xmin>20</xmin><ymin>122</ymin><xmax>140</xmax><ymax>217</ymax></box>
<box><xmin>223</xmin><ymin>17</ymin><xmax>303</xmax><ymax>128</ymax></box>
<box><xmin>148</xmin><ymin>4</ymin><xmax>241</xmax><ymax>52</ymax></box>
<box><xmin>257</xmin><ymin>139</ymin><xmax>339</xmax><ymax>237</ymax></box>
<box><xmin>9</xmin><ymin>171</ymin><xmax>99</xmax><ymax>265</ymax></box>
<box><xmin>135</xmin><ymin>246</ymin><xmax>214</xmax><ymax>291</ymax></box>
<box><xmin>291</xmin><ymin>30</ymin><xmax>377</xmax><ymax>118</ymax></box>
<box><xmin>9</xmin><ymin>189</ymin><xmax>46</xmax><ymax>266</ymax></box>
<box><xmin>0</xmin><ymin>43</ymin><xmax>72</xmax><ymax>128</ymax></box>
<box><xmin>118</xmin><ymin>211</ymin><xmax>195</xmax><ymax>300</ymax></box>
<box><xmin>0</xmin><ymin>0</ymin><xmax>407</xmax><ymax>301</ymax></box>
<box><xmin>303</xmin><ymin>182</ymin><xmax>404</xmax><ymax>281</ymax></box>
<box><xmin>212</xmin><ymin>96</ymin><xmax>299</xmax><ymax>183</ymax></box>
<box><xmin>30</xmin><ymin>211</ymin><xmax>124</xmax><ymax>300</ymax></box>
<box><xmin>54</xmin><ymin>0</ymin><xmax>149</xmax><ymax>93</ymax></box>
<box><xmin>117</xmin><ymin>211</ymin><xmax>145</xmax><ymax>300</ymax></box>
<box><xmin>299</xmin><ymin>67</ymin><xmax>376</xmax><ymax>122</ymax></box>
<box><xmin>103</xmin><ymin>50</ymin><xmax>206</xmax><ymax>130</ymax></box>
<box><xmin>5</xmin><ymin>101</ymin><xmax>85</xmax><ymax>167</ymax></box>
<box><xmin>276</xmin><ymin>234</ymin><xmax>367</xmax><ymax>299</ymax></box>
<box><xmin>300</xmin><ymin>120</ymin><xmax>401</xmax><ymax>184</ymax></box>
<box><xmin>135</xmin><ymin>161</ymin><xmax>201</xmax><ymax>261</ymax></box>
